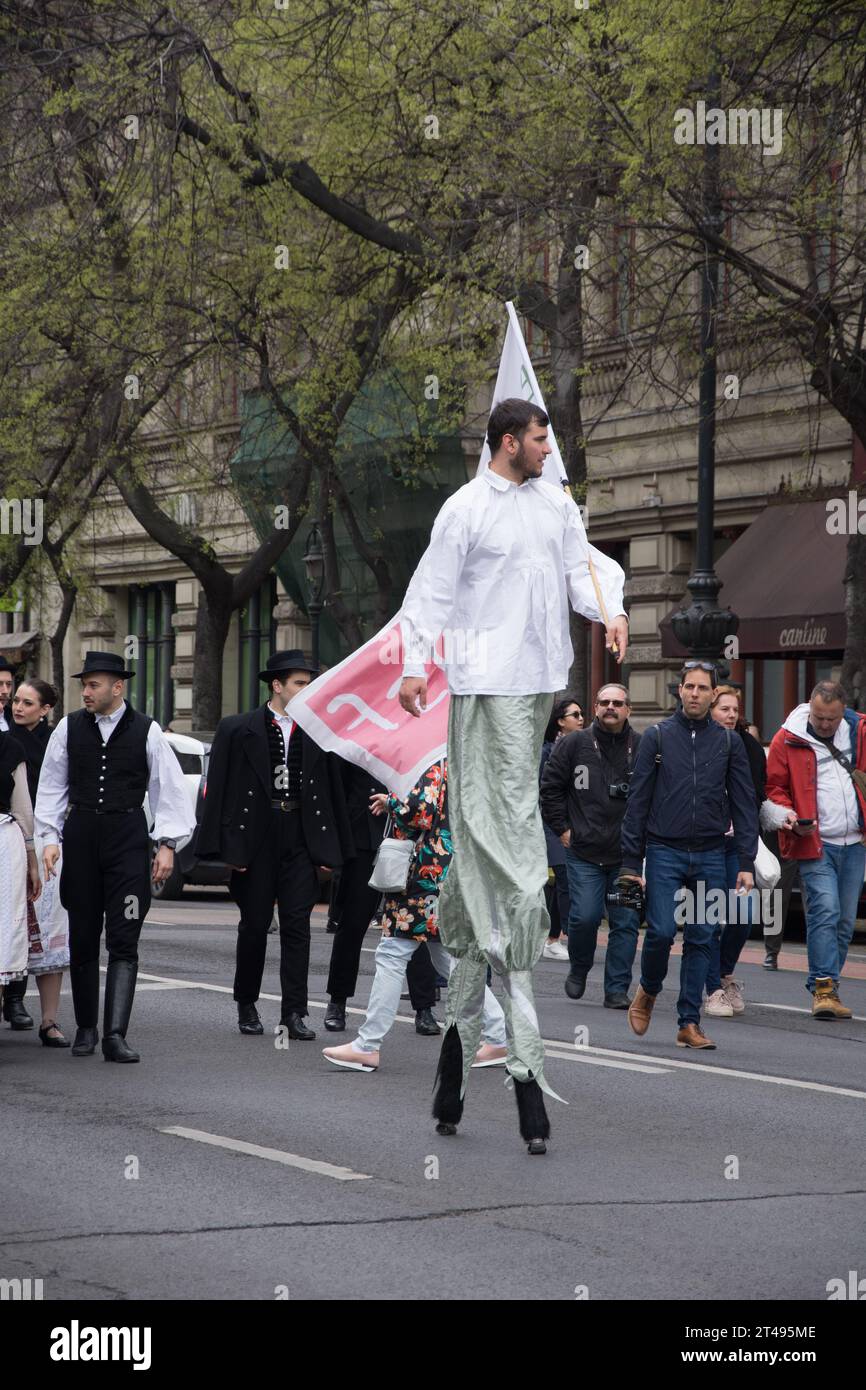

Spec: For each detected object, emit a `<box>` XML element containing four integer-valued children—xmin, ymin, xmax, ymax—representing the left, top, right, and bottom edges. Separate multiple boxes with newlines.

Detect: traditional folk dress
<box><xmin>400</xmin><ymin>464</ymin><xmax>626</xmax><ymax>1113</ymax></box>
<box><xmin>0</xmin><ymin>732</ymin><xmax>35</xmax><ymax>986</ymax></box>
<box><xmin>14</xmin><ymin>721</ymin><xmax>70</xmax><ymax>975</ymax></box>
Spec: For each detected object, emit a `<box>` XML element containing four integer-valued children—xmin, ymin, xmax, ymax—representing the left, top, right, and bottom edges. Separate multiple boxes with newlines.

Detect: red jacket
<box><xmin>766</xmin><ymin>710</ymin><xmax>866</xmax><ymax>860</ymax></box>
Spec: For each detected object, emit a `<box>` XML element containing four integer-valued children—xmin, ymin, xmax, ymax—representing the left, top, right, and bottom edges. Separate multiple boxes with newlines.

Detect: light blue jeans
<box><xmin>355</xmin><ymin>933</ymin><xmax>506</xmax><ymax>1053</ymax></box>
<box><xmin>798</xmin><ymin>840</ymin><xmax>866</xmax><ymax>991</ymax></box>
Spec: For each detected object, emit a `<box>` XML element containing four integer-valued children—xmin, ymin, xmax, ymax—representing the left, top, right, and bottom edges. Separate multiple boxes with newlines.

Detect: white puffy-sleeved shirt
<box><xmin>34</xmin><ymin>701</ymin><xmax>197</xmax><ymax>844</ymax></box>
<box><xmin>399</xmin><ymin>468</ymin><xmax>626</xmax><ymax>695</ymax></box>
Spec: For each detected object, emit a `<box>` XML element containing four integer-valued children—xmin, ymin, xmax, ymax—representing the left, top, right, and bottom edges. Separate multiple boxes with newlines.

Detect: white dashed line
<box><xmin>161</xmin><ymin>1126</ymin><xmax>371</xmax><ymax>1181</ymax></box>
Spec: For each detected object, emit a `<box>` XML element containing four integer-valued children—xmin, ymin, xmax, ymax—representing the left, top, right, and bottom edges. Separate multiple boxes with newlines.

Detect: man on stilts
<box><xmin>398</xmin><ymin>399</ymin><xmax>628</xmax><ymax>1153</ymax></box>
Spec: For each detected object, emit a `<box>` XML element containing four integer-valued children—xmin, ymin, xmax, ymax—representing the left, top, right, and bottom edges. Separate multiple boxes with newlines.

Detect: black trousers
<box><xmin>60</xmin><ymin>808</ymin><xmax>151</xmax><ymax>966</ymax></box>
<box><xmin>325</xmin><ymin>849</ymin><xmax>438</xmax><ymax>1008</ymax></box>
<box><xmin>231</xmin><ymin>808</ymin><xmax>318</xmax><ymax>1016</ymax></box>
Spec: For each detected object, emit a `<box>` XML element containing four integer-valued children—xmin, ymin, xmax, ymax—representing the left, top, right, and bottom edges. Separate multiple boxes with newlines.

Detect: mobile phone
<box><xmin>796</xmin><ymin>818</ymin><xmax>815</xmax><ymax>827</ymax></box>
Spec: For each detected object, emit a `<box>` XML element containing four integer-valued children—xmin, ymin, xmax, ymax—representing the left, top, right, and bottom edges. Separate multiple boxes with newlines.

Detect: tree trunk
<box><xmin>840</xmin><ymin>526</ymin><xmax>866</xmax><ymax>712</ymax></box>
<box><xmin>192</xmin><ymin>589</ymin><xmax>233</xmax><ymax>733</ymax></box>
<box><xmin>48</xmin><ymin>581</ymin><xmax>77</xmax><ymax>721</ymax></box>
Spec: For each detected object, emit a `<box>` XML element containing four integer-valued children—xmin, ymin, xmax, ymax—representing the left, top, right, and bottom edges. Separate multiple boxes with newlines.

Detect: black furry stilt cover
<box><xmin>513</xmin><ymin>1076</ymin><xmax>551</xmax><ymax>1140</ymax></box>
<box><xmin>432</xmin><ymin>1024</ymin><xmax>464</xmax><ymax>1124</ymax></box>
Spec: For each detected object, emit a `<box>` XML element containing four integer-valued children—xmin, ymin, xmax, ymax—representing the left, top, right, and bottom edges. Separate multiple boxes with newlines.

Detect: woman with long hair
<box><xmin>704</xmin><ymin>685</ymin><xmax>766</xmax><ymax>1019</ymax></box>
<box><xmin>9</xmin><ymin>678</ymin><xmax>70</xmax><ymax>1046</ymax></box>
<box><xmin>539</xmin><ymin>694</ymin><xmax>584</xmax><ymax>960</ymax></box>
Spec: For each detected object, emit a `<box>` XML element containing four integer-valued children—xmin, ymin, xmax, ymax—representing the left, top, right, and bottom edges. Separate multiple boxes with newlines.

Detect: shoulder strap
<box><xmin>654</xmin><ymin>725</ymin><xmax>662</xmax><ymax>763</ymax></box>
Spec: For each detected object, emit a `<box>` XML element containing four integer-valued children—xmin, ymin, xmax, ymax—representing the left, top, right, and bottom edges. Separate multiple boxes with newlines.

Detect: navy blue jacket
<box><xmin>620</xmin><ymin>709</ymin><xmax>759</xmax><ymax>874</ymax></box>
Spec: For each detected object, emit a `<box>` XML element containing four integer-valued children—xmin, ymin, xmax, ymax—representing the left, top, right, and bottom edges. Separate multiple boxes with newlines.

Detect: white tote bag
<box><xmin>754</xmin><ymin>837</ymin><xmax>781</xmax><ymax>892</ymax></box>
<box><xmin>368</xmin><ymin>814</ymin><xmax>417</xmax><ymax>894</ymax></box>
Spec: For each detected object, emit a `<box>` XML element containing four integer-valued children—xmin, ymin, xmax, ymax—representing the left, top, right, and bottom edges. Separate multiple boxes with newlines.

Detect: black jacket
<box><xmin>620</xmin><ymin>708</ymin><xmax>759</xmax><ymax>874</ymax></box>
<box><xmin>540</xmin><ymin>719</ymin><xmax>641</xmax><ymax>867</ymax></box>
<box><xmin>196</xmin><ymin>703</ymin><xmax>355</xmax><ymax>870</ymax></box>
<box><xmin>739</xmin><ymin>725</ymin><xmax>766</xmax><ymax>810</ymax></box>
<box><xmin>7</xmin><ymin>720</ymin><xmax>50</xmax><ymax>805</ymax></box>
<box><xmin>339</xmin><ymin>758</ymin><xmax>387</xmax><ymax>854</ymax></box>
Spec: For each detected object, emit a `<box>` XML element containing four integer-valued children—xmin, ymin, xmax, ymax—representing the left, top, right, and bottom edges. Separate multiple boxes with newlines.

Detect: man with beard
<box><xmin>540</xmin><ymin>684</ymin><xmax>642</xmax><ymax>1009</ymax></box>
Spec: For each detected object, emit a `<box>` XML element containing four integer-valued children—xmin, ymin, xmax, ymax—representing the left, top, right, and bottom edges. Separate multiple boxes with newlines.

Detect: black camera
<box><xmin>605</xmin><ymin>874</ymin><xmax>645</xmax><ymax>917</ymax></box>
<box><xmin>608</xmin><ymin>781</ymin><xmax>630</xmax><ymax>801</ymax></box>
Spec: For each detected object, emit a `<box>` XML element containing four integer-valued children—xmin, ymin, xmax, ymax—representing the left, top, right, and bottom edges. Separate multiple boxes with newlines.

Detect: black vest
<box><xmin>266</xmin><ymin>706</ymin><xmax>302</xmax><ymax>800</ymax></box>
<box><xmin>67</xmin><ymin>703</ymin><xmax>152</xmax><ymax>811</ymax></box>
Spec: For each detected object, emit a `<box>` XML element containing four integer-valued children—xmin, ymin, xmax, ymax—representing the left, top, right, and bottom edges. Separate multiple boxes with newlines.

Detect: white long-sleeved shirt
<box><xmin>399</xmin><ymin>467</ymin><xmax>626</xmax><ymax>695</ymax></box>
<box><xmin>34</xmin><ymin>701</ymin><xmax>196</xmax><ymax>844</ymax></box>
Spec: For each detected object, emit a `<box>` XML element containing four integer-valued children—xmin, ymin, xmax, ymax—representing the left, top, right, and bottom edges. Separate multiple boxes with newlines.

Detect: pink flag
<box><xmin>288</xmin><ymin>617</ymin><xmax>449</xmax><ymax>798</ymax></box>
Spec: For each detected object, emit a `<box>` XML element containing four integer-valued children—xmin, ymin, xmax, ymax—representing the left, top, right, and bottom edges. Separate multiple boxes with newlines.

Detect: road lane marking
<box><xmin>136</xmin><ymin>971</ymin><xmax>866</xmax><ymax>1101</ymax></box>
<box><xmin>544</xmin><ymin>1050</ymin><xmax>668</xmax><ymax>1075</ymax></box>
<box><xmin>161</xmin><ymin>1126</ymin><xmax>371</xmax><ymax>1181</ymax></box>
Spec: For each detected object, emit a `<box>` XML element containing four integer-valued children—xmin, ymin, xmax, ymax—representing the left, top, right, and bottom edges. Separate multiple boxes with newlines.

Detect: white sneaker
<box><xmin>705</xmin><ymin>988</ymin><xmax>734</xmax><ymax>1018</ymax></box>
<box><xmin>543</xmin><ymin>940</ymin><xmax>570</xmax><ymax>961</ymax></box>
<box><xmin>721</xmin><ymin>976</ymin><xmax>745</xmax><ymax>1014</ymax></box>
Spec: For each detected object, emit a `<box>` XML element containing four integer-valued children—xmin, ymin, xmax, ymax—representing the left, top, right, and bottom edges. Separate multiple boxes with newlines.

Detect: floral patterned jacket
<box><xmin>378</xmin><ymin>759</ymin><xmax>451</xmax><ymax>941</ymax></box>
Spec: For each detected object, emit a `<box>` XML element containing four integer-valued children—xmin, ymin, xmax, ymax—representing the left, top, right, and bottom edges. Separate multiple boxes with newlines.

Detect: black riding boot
<box><xmin>3</xmin><ymin>974</ymin><xmax>33</xmax><ymax>1029</ymax></box>
<box><xmin>102</xmin><ymin>960</ymin><xmax>140</xmax><ymax>1063</ymax></box>
<box><xmin>70</xmin><ymin>960</ymin><xmax>100</xmax><ymax>1055</ymax></box>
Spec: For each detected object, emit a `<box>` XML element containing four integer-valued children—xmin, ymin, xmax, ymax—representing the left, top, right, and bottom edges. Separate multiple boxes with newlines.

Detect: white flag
<box><xmin>476</xmin><ymin>301</ymin><xmax>569</xmax><ymax>487</ymax></box>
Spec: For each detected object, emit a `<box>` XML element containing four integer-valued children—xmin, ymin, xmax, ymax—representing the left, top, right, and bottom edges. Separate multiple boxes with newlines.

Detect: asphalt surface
<box><xmin>2</xmin><ymin>890</ymin><xmax>865</xmax><ymax>1302</ymax></box>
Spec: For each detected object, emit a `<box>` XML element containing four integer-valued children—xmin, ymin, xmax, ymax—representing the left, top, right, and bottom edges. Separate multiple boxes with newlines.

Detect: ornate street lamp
<box><xmin>670</xmin><ymin>66</ymin><xmax>738</xmax><ymax>685</ymax></box>
<box><xmin>302</xmin><ymin>522</ymin><xmax>326</xmax><ymax>669</ymax></box>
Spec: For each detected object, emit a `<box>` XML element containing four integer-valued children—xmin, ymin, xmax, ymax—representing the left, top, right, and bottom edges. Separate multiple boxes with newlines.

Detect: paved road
<box><xmin>2</xmin><ymin>890</ymin><xmax>865</xmax><ymax>1301</ymax></box>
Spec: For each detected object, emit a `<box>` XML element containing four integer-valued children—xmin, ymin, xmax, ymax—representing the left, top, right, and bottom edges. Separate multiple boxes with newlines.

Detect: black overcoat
<box><xmin>196</xmin><ymin>703</ymin><xmax>355</xmax><ymax>870</ymax></box>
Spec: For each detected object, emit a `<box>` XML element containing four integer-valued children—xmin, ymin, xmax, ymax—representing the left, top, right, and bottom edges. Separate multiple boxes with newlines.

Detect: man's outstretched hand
<box><xmin>606</xmin><ymin>615</ymin><xmax>629</xmax><ymax>665</ymax></box>
<box><xmin>399</xmin><ymin>677</ymin><xmax>427</xmax><ymax>717</ymax></box>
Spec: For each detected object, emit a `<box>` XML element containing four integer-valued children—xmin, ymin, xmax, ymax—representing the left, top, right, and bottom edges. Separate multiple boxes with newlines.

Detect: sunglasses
<box><xmin>597</xmin><ymin>698</ymin><xmax>626</xmax><ymax>708</ymax></box>
<box><xmin>682</xmin><ymin>661</ymin><xmax>718</xmax><ymax>677</ymax></box>
<box><xmin>562</xmin><ymin>709</ymin><xmax>583</xmax><ymax>719</ymax></box>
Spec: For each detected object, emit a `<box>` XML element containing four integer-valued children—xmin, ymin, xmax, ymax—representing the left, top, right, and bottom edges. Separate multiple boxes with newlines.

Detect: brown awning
<box><xmin>660</xmin><ymin>500</ymin><xmax>846</xmax><ymax>658</ymax></box>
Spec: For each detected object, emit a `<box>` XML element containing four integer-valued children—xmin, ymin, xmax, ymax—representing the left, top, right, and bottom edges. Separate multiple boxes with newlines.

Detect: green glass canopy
<box><xmin>229</xmin><ymin>371</ymin><xmax>468</xmax><ymax>666</ymax></box>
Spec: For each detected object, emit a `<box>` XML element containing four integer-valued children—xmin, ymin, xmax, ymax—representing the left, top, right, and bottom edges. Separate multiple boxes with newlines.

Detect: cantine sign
<box><xmin>778</xmin><ymin>624</ymin><xmax>828</xmax><ymax>649</ymax></box>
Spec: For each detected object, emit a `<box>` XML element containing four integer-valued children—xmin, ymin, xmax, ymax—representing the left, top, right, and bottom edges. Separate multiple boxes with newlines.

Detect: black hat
<box><xmin>0</xmin><ymin>656</ymin><xmax>14</xmax><ymax>673</ymax></box>
<box><xmin>71</xmin><ymin>650</ymin><xmax>135</xmax><ymax>680</ymax></box>
<box><xmin>258</xmin><ymin>649</ymin><xmax>319</xmax><ymax>683</ymax></box>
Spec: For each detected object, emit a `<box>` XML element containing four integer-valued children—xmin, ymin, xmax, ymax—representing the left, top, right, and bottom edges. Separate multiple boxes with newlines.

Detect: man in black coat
<box><xmin>323</xmin><ymin>760</ymin><xmax>441</xmax><ymax>1035</ymax></box>
<box><xmin>540</xmin><ymin>683</ymin><xmax>642</xmax><ymax>1009</ymax></box>
<box><xmin>197</xmin><ymin>650</ymin><xmax>355</xmax><ymax>1039</ymax></box>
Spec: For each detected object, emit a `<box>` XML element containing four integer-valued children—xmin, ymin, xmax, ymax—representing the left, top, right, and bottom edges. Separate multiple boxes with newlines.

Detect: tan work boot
<box><xmin>628</xmin><ymin>985</ymin><xmax>656</xmax><ymax>1037</ymax></box>
<box><xmin>811</xmin><ymin>977</ymin><xmax>853</xmax><ymax>1020</ymax></box>
<box><xmin>676</xmin><ymin>1022</ymin><xmax>716</xmax><ymax>1049</ymax></box>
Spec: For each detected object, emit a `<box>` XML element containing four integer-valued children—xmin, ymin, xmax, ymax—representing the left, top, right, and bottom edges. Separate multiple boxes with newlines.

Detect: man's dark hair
<box><xmin>678</xmin><ymin>663</ymin><xmax>717</xmax><ymax>685</ymax></box>
<box><xmin>486</xmin><ymin>398</ymin><xmax>549</xmax><ymax>456</ymax></box>
<box><xmin>811</xmin><ymin>679</ymin><xmax>847</xmax><ymax>705</ymax></box>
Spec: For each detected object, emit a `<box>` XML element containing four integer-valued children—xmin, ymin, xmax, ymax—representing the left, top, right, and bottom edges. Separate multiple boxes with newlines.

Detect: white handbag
<box><xmin>368</xmin><ymin>814</ymin><xmax>417</xmax><ymax>893</ymax></box>
<box><xmin>754</xmin><ymin>836</ymin><xmax>781</xmax><ymax>892</ymax></box>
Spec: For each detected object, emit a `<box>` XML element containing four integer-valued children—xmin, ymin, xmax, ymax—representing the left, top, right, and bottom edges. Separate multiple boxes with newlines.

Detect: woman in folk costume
<box><xmin>398</xmin><ymin>399</ymin><xmax>628</xmax><ymax>1154</ymax></box>
<box><xmin>0</xmin><ymin>729</ymin><xmax>41</xmax><ymax>1009</ymax></box>
<box><xmin>10</xmin><ymin>679</ymin><xmax>71</xmax><ymax>1045</ymax></box>
<box><xmin>322</xmin><ymin>758</ymin><xmax>506</xmax><ymax>1072</ymax></box>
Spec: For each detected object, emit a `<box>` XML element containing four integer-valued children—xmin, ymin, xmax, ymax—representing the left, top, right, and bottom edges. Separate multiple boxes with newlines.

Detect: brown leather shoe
<box><xmin>812</xmin><ymin>977</ymin><xmax>853</xmax><ymax>1020</ymax></box>
<box><xmin>628</xmin><ymin>985</ymin><xmax>656</xmax><ymax>1036</ymax></box>
<box><xmin>676</xmin><ymin>1022</ymin><xmax>716</xmax><ymax>1049</ymax></box>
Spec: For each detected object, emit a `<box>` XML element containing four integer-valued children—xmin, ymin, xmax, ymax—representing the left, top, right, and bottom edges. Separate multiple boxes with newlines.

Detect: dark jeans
<box><xmin>705</xmin><ymin>844</ymin><xmax>758</xmax><ymax>995</ymax></box>
<box><xmin>546</xmin><ymin>863</ymin><xmax>571</xmax><ymax>940</ymax></box>
<box><xmin>564</xmin><ymin>852</ymin><xmax>639</xmax><ymax>995</ymax></box>
<box><xmin>641</xmin><ymin>842</ymin><xmax>727</xmax><ymax>1028</ymax></box>
<box><xmin>232</xmin><ymin>808</ymin><xmax>318</xmax><ymax>1017</ymax></box>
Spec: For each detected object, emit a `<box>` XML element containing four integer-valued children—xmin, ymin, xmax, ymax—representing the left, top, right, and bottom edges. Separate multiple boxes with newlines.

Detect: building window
<box><xmin>128</xmin><ymin>583</ymin><xmax>175</xmax><ymax>726</ymax></box>
<box><xmin>238</xmin><ymin>575</ymin><xmax>277</xmax><ymax>712</ymax></box>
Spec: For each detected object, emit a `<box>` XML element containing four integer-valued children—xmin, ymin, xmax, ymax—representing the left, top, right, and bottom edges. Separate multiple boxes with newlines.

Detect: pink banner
<box><xmin>287</xmin><ymin>617</ymin><xmax>449</xmax><ymax>798</ymax></box>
